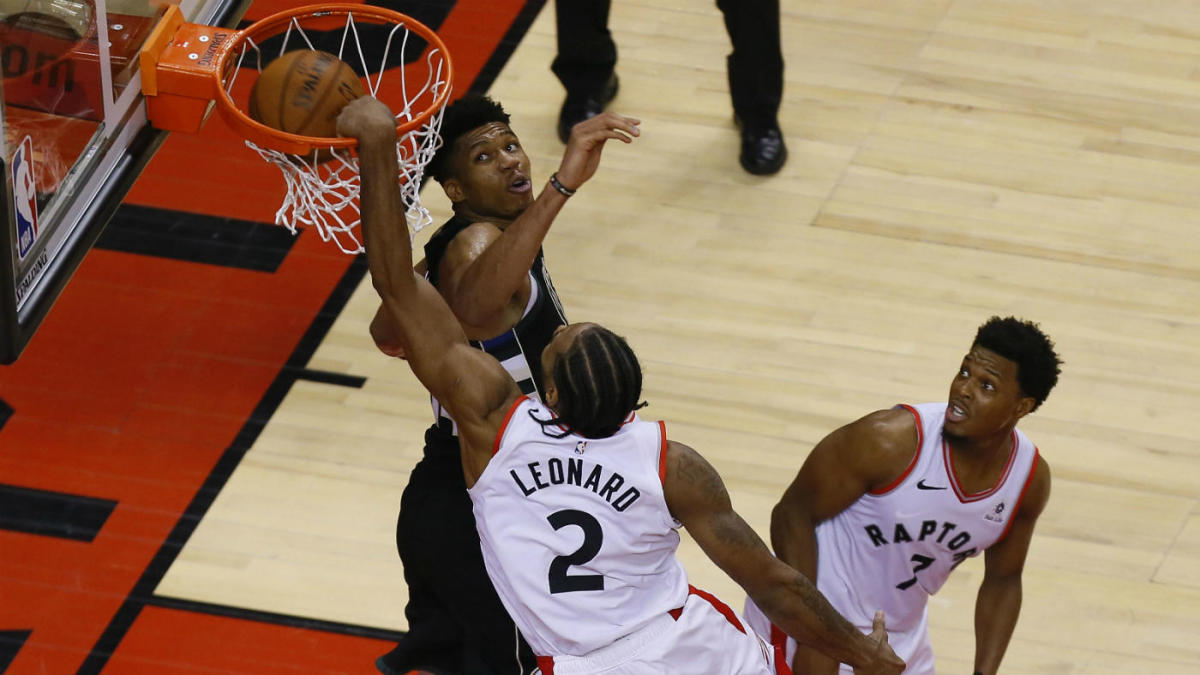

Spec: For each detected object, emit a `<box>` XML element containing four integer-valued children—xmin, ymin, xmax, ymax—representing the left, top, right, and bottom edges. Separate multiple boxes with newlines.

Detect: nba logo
<box><xmin>13</xmin><ymin>135</ymin><xmax>39</xmax><ymax>260</ymax></box>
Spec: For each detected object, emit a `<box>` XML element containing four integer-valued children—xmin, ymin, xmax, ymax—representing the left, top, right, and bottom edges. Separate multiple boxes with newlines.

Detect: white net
<box><xmin>224</xmin><ymin>10</ymin><xmax>449</xmax><ymax>254</ymax></box>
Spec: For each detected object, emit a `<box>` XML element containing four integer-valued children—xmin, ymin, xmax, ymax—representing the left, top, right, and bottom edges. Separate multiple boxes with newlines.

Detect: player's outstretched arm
<box><xmin>340</xmin><ymin>97</ymin><xmax>519</xmax><ymax>465</ymax></box>
<box><xmin>973</xmin><ymin>455</ymin><xmax>1051</xmax><ymax>675</ymax></box>
<box><xmin>441</xmin><ymin>112</ymin><xmax>641</xmax><ymax>328</ymax></box>
<box><xmin>371</xmin><ymin>260</ymin><xmax>427</xmax><ymax>358</ymax></box>
<box><xmin>662</xmin><ymin>441</ymin><xmax>905</xmax><ymax>674</ymax></box>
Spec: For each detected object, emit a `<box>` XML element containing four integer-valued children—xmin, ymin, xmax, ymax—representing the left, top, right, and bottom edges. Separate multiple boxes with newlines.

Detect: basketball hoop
<box><xmin>139</xmin><ymin>4</ymin><xmax>453</xmax><ymax>254</ymax></box>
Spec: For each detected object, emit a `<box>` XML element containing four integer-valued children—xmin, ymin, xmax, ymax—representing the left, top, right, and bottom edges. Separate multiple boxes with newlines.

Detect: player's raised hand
<box><xmin>853</xmin><ymin>611</ymin><xmax>905</xmax><ymax>675</ymax></box>
<box><xmin>336</xmin><ymin>96</ymin><xmax>397</xmax><ymax>143</ymax></box>
<box><xmin>555</xmin><ymin>111</ymin><xmax>641</xmax><ymax>192</ymax></box>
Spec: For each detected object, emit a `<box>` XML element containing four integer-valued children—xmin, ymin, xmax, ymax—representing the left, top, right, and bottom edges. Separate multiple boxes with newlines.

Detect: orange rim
<box><xmin>211</xmin><ymin>4</ymin><xmax>453</xmax><ymax>155</ymax></box>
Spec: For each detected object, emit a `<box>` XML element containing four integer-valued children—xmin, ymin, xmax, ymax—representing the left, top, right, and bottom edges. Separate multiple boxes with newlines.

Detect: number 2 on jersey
<box><xmin>547</xmin><ymin>509</ymin><xmax>604</xmax><ymax>593</ymax></box>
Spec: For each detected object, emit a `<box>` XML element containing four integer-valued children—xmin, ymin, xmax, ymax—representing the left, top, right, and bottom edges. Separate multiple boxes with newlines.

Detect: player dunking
<box><xmin>339</xmin><ymin>95</ymin><xmax>904</xmax><ymax>674</ymax></box>
<box><xmin>371</xmin><ymin>95</ymin><xmax>636</xmax><ymax>674</ymax></box>
<box><xmin>745</xmin><ymin>317</ymin><xmax>1062</xmax><ymax>674</ymax></box>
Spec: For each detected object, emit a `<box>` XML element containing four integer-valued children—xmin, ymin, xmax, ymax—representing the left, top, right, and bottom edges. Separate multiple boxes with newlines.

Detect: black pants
<box><xmin>551</xmin><ymin>0</ymin><xmax>784</xmax><ymax>128</ymax></box>
<box><xmin>377</xmin><ymin>426</ymin><xmax>536</xmax><ymax>675</ymax></box>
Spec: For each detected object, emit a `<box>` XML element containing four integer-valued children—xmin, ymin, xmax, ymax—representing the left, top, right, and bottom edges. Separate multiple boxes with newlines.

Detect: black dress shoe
<box><xmin>736</xmin><ymin>118</ymin><xmax>788</xmax><ymax>175</ymax></box>
<box><xmin>557</xmin><ymin>74</ymin><xmax>619</xmax><ymax>143</ymax></box>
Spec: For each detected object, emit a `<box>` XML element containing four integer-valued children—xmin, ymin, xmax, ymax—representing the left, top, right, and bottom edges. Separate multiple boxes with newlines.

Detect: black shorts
<box><xmin>377</xmin><ymin>424</ymin><xmax>536</xmax><ymax>675</ymax></box>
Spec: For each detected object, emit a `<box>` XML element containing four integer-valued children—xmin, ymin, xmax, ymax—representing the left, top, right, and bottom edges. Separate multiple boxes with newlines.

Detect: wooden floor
<box><xmin>15</xmin><ymin>0</ymin><xmax>1200</xmax><ymax>672</ymax></box>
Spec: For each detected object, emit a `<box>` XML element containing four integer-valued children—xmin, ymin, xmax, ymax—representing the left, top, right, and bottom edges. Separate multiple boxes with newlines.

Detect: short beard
<box><xmin>942</xmin><ymin>428</ymin><xmax>967</xmax><ymax>444</ymax></box>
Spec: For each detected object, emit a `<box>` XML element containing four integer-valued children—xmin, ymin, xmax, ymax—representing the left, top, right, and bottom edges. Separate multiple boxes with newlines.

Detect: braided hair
<box><xmin>428</xmin><ymin>94</ymin><xmax>511</xmax><ymax>184</ymax></box>
<box><xmin>973</xmin><ymin>316</ymin><xmax>1063</xmax><ymax>411</ymax></box>
<box><xmin>537</xmin><ymin>325</ymin><xmax>648</xmax><ymax>439</ymax></box>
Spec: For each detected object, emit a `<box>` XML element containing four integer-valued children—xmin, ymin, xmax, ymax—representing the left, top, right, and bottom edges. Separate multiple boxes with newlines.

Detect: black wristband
<box><xmin>549</xmin><ymin>172</ymin><xmax>576</xmax><ymax>197</ymax></box>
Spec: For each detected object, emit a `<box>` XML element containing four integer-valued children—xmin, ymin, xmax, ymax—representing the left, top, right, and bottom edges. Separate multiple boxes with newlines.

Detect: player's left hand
<box><xmin>555</xmin><ymin>112</ymin><xmax>641</xmax><ymax>192</ymax></box>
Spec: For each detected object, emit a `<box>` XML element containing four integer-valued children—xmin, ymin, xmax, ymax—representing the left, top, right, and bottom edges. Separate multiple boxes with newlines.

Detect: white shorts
<box><xmin>742</xmin><ymin>597</ymin><xmax>935</xmax><ymax>675</ymax></box>
<box><xmin>537</xmin><ymin>586</ymin><xmax>788</xmax><ymax>675</ymax></box>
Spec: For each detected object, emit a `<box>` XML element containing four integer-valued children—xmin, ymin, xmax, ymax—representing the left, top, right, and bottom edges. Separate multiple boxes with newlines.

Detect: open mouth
<box><xmin>947</xmin><ymin>402</ymin><xmax>967</xmax><ymax>422</ymax></box>
<box><xmin>509</xmin><ymin>176</ymin><xmax>531</xmax><ymax>193</ymax></box>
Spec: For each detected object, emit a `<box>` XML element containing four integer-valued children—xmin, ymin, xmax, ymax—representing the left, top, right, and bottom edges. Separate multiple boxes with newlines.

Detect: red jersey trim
<box><xmin>536</xmin><ymin>655</ymin><xmax>555</xmax><ymax>674</ymax></box>
<box><xmin>657</xmin><ymin>421</ymin><xmax>669</xmax><ymax>485</ymax></box>
<box><xmin>687</xmin><ymin>584</ymin><xmax>746</xmax><ymax>634</ymax></box>
<box><xmin>945</xmin><ymin>429</ymin><xmax>1018</xmax><ymax>503</ymax></box>
<box><xmin>769</xmin><ymin>624</ymin><xmax>793</xmax><ymax>674</ymax></box>
<box><xmin>492</xmin><ymin>395</ymin><xmax>529</xmax><ymax>457</ymax></box>
<box><xmin>869</xmin><ymin>404</ymin><xmax>923</xmax><ymax>496</ymax></box>
<box><xmin>999</xmin><ymin>447</ymin><xmax>1040</xmax><ymax>540</ymax></box>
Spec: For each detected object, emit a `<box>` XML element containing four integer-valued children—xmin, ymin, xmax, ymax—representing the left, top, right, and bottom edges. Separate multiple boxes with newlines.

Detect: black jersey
<box><xmin>424</xmin><ymin>214</ymin><xmax>567</xmax><ymax>437</ymax></box>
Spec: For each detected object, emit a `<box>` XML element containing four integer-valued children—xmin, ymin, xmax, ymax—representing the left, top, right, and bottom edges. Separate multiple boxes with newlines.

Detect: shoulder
<box><xmin>444</xmin><ymin>221</ymin><xmax>502</xmax><ymax>260</ymax></box>
<box><xmin>838</xmin><ymin>407</ymin><xmax>920</xmax><ymax>466</ymax></box>
<box><xmin>796</xmin><ymin>407</ymin><xmax>923</xmax><ymax>495</ymax></box>
<box><xmin>436</xmin><ymin>221</ymin><xmax>503</xmax><ymax>281</ymax></box>
<box><xmin>458</xmin><ymin>386</ymin><xmax>526</xmax><ymax>483</ymax></box>
<box><xmin>663</xmin><ymin>440</ymin><xmax>729</xmax><ymax>516</ymax></box>
<box><xmin>665</xmin><ymin>440</ymin><xmax>720</xmax><ymax>488</ymax></box>
<box><xmin>854</xmin><ymin>406</ymin><xmax>920</xmax><ymax>440</ymax></box>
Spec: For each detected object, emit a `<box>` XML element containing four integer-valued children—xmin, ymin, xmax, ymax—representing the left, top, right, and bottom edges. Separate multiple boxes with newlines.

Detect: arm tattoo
<box><xmin>674</xmin><ymin>449</ymin><xmax>707</xmax><ymax>487</ymax></box>
<box><xmin>677</xmin><ymin>449</ymin><xmax>729</xmax><ymax>500</ymax></box>
<box><xmin>711</xmin><ymin>511</ymin><xmax>763</xmax><ymax>549</ymax></box>
<box><xmin>785</xmin><ymin>571</ymin><xmax>846</xmax><ymax>638</ymax></box>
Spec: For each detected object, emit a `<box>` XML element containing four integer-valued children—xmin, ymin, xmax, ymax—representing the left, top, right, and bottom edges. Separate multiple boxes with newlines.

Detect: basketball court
<box><xmin>1</xmin><ymin>0</ymin><xmax>1199</xmax><ymax>673</ymax></box>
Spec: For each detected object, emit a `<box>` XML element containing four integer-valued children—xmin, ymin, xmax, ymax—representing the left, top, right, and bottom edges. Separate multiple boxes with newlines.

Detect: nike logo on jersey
<box><xmin>916</xmin><ymin>480</ymin><xmax>947</xmax><ymax>490</ymax></box>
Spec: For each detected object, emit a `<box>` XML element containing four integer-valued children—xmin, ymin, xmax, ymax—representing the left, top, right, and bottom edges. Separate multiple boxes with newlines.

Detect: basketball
<box><xmin>248</xmin><ymin>50</ymin><xmax>366</xmax><ymax>138</ymax></box>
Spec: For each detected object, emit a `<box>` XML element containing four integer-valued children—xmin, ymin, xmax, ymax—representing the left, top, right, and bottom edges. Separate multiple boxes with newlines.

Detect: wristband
<box><xmin>549</xmin><ymin>172</ymin><xmax>576</xmax><ymax>197</ymax></box>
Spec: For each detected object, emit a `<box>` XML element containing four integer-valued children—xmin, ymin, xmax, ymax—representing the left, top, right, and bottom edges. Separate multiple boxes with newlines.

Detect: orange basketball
<box><xmin>248</xmin><ymin>50</ymin><xmax>366</xmax><ymax>138</ymax></box>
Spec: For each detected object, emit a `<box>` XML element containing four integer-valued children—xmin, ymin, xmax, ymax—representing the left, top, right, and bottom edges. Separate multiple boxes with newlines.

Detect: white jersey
<box><xmin>469</xmin><ymin>397</ymin><xmax>689</xmax><ymax>658</ymax></box>
<box><xmin>817</xmin><ymin>402</ymin><xmax>1039</xmax><ymax>632</ymax></box>
<box><xmin>746</xmin><ymin>402</ymin><xmax>1040</xmax><ymax>672</ymax></box>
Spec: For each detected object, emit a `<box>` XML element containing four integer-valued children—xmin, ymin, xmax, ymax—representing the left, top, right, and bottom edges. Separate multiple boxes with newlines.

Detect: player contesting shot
<box><xmin>337</xmin><ymin>94</ymin><xmax>905</xmax><ymax>674</ymax></box>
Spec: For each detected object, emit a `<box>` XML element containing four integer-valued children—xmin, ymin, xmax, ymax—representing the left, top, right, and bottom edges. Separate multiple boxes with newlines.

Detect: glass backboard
<box><xmin>0</xmin><ymin>0</ymin><xmax>248</xmax><ymax>363</ymax></box>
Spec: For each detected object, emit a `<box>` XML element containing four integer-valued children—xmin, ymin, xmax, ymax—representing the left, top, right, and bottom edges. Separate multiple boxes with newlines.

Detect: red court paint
<box><xmin>0</xmin><ymin>0</ymin><xmax>537</xmax><ymax>671</ymax></box>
